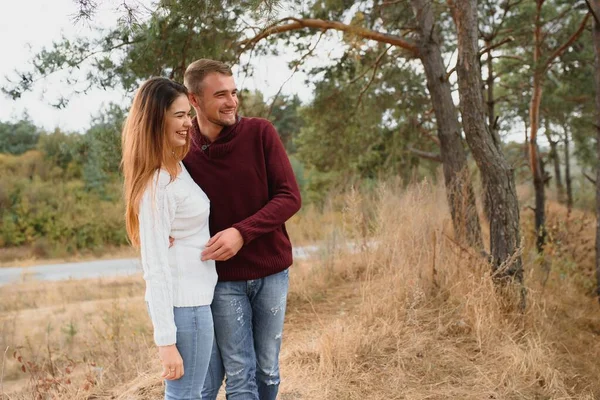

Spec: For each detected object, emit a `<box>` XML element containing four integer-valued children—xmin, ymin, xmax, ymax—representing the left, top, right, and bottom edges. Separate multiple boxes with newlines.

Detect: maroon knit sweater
<box><xmin>183</xmin><ymin>116</ymin><xmax>301</xmax><ymax>281</ymax></box>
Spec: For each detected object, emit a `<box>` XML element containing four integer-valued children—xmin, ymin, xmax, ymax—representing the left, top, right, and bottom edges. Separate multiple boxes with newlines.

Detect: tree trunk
<box><xmin>563</xmin><ymin>124</ymin><xmax>573</xmax><ymax>211</ymax></box>
<box><xmin>484</xmin><ymin>40</ymin><xmax>503</xmax><ymax>150</ymax></box>
<box><xmin>524</xmin><ymin>118</ymin><xmax>529</xmax><ymax>162</ymax></box>
<box><xmin>410</xmin><ymin>0</ymin><xmax>483</xmax><ymax>250</ymax></box>
<box><xmin>531</xmin><ymin>122</ymin><xmax>547</xmax><ymax>252</ymax></box>
<box><xmin>483</xmin><ymin>41</ymin><xmax>503</xmax><ymax>223</ymax></box>
<box><xmin>591</xmin><ymin>0</ymin><xmax>600</xmax><ymax>303</ymax></box>
<box><xmin>450</xmin><ymin>0</ymin><xmax>524</xmax><ymax>291</ymax></box>
<box><xmin>543</xmin><ymin>119</ymin><xmax>564</xmax><ymax>202</ymax></box>
<box><xmin>550</xmin><ymin>141</ymin><xmax>564</xmax><ymax>198</ymax></box>
<box><xmin>530</xmin><ymin>0</ymin><xmax>547</xmax><ymax>253</ymax></box>
<box><xmin>485</xmin><ymin>41</ymin><xmax>495</xmax><ymax>131</ymax></box>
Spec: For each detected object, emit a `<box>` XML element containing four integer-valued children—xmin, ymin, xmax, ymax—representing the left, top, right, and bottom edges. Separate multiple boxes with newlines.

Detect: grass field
<box><xmin>1</xmin><ymin>180</ymin><xmax>600</xmax><ymax>399</ymax></box>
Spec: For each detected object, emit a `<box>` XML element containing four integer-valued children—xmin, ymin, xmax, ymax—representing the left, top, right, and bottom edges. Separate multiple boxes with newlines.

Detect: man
<box><xmin>182</xmin><ymin>59</ymin><xmax>301</xmax><ymax>400</ymax></box>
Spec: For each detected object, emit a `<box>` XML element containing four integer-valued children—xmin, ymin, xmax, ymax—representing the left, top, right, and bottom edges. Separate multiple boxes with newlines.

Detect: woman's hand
<box><xmin>158</xmin><ymin>344</ymin><xmax>184</xmax><ymax>380</ymax></box>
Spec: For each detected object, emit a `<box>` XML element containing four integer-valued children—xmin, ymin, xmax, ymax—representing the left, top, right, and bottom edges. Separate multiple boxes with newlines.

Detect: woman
<box><xmin>121</xmin><ymin>77</ymin><xmax>217</xmax><ymax>399</ymax></box>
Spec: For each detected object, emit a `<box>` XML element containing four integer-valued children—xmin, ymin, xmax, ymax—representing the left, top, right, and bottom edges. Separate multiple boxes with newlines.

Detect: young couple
<box><xmin>121</xmin><ymin>59</ymin><xmax>301</xmax><ymax>400</ymax></box>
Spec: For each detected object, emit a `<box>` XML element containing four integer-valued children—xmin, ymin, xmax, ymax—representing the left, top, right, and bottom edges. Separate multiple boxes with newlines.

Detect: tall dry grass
<box><xmin>283</xmin><ymin>178</ymin><xmax>600</xmax><ymax>399</ymax></box>
<box><xmin>1</xmin><ymin>179</ymin><xmax>600</xmax><ymax>399</ymax></box>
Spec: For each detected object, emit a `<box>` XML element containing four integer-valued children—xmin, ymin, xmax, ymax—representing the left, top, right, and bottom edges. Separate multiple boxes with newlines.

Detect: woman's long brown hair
<box><xmin>121</xmin><ymin>77</ymin><xmax>190</xmax><ymax>247</ymax></box>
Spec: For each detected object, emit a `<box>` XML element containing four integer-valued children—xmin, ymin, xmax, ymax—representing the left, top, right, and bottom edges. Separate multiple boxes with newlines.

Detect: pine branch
<box><xmin>413</xmin><ymin>118</ymin><xmax>440</xmax><ymax>146</ymax></box>
<box><xmin>583</xmin><ymin>171</ymin><xmax>597</xmax><ymax>185</ymax></box>
<box><xmin>380</xmin><ymin>0</ymin><xmax>405</xmax><ymax>6</ymax></box>
<box><xmin>3</xmin><ymin>38</ymin><xmax>142</xmax><ymax>101</ymax></box>
<box><xmin>266</xmin><ymin>30</ymin><xmax>325</xmax><ymax>119</ymax></box>
<box><xmin>355</xmin><ymin>45</ymin><xmax>392</xmax><ymax>109</ymax></box>
<box><xmin>543</xmin><ymin>12</ymin><xmax>591</xmax><ymax>72</ymax></box>
<box><xmin>239</xmin><ymin>18</ymin><xmax>419</xmax><ymax>55</ymax></box>
<box><xmin>489</xmin><ymin>0</ymin><xmax>524</xmax><ymax>40</ymax></box>
<box><xmin>348</xmin><ymin>46</ymin><xmax>392</xmax><ymax>85</ymax></box>
<box><xmin>408</xmin><ymin>146</ymin><xmax>442</xmax><ymax>162</ymax></box>
<box><xmin>478</xmin><ymin>37</ymin><xmax>514</xmax><ymax>57</ymax></box>
<box><xmin>491</xmin><ymin>55</ymin><xmax>525</xmax><ymax>62</ymax></box>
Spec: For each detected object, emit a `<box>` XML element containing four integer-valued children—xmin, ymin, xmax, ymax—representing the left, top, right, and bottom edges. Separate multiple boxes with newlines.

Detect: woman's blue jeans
<box><xmin>164</xmin><ymin>305</ymin><xmax>214</xmax><ymax>400</ymax></box>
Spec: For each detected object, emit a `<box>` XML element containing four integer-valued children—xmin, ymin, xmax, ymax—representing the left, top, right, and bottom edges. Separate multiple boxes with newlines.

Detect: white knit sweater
<box><xmin>138</xmin><ymin>163</ymin><xmax>217</xmax><ymax>346</ymax></box>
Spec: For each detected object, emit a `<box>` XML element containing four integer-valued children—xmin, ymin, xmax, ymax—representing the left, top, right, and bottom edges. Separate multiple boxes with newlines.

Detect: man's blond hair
<box><xmin>184</xmin><ymin>59</ymin><xmax>233</xmax><ymax>94</ymax></box>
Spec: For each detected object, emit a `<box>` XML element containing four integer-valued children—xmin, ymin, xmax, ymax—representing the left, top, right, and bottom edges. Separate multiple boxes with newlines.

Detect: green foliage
<box><xmin>309</xmin><ymin>0</ymin><xmax>357</xmax><ymax>20</ymax></box>
<box><xmin>0</xmin><ymin>116</ymin><xmax>128</xmax><ymax>254</ymax></box>
<box><xmin>37</xmin><ymin>129</ymin><xmax>85</xmax><ymax>179</ymax></box>
<box><xmin>493</xmin><ymin>0</ymin><xmax>592</xmax><ymax>147</ymax></box>
<box><xmin>295</xmin><ymin>46</ymin><xmax>434</xmax><ymax>195</ymax></box>
<box><xmin>81</xmin><ymin>104</ymin><xmax>125</xmax><ymax>196</ymax></box>
<box><xmin>238</xmin><ymin>90</ymin><xmax>304</xmax><ymax>153</ymax></box>
<box><xmin>0</xmin><ymin>117</ymin><xmax>41</xmax><ymax>155</ymax></box>
<box><xmin>501</xmin><ymin>141</ymin><xmax>530</xmax><ymax>182</ymax></box>
<box><xmin>271</xmin><ymin>94</ymin><xmax>304</xmax><ymax>153</ymax></box>
<box><xmin>239</xmin><ymin>89</ymin><xmax>270</xmax><ymax>118</ymax></box>
<box><xmin>0</xmin><ymin>161</ymin><xmax>127</xmax><ymax>251</ymax></box>
<box><xmin>558</xmin><ymin>41</ymin><xmax>597</xmax><ymax>171</ymax></box>
<box><xmin>61</xmin><ymin>320</ymin><xmax>78</xmax><ymax>345</ymax></box>
<box><xmin>2</xmin><ymin>0</ymin><xmax>268</xmax><ymax>107</ymax></box>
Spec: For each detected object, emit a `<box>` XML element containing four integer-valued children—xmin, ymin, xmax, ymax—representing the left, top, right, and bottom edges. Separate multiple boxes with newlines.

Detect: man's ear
<box><xmin>188</xmin><ymin>92</ymin><xmax>200</xmax><ymax>108</ymax></box>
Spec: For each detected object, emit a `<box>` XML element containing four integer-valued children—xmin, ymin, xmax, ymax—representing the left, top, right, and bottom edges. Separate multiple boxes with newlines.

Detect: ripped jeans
<box><xmin>201</xmin><ymin>268</ymin><xmax>289</xmax><ymax>400</ymax></box>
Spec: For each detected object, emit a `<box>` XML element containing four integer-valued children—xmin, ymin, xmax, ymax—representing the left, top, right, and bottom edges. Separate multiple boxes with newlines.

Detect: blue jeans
<box><xmin>165</xmin><ymin>306</ymin><xmax>214</xmax><ymax>400</ymax></box>
<box><xmin>202</xmin><ymin>268</ymin><xmax>289</xmax><ymax>400</ymax></box>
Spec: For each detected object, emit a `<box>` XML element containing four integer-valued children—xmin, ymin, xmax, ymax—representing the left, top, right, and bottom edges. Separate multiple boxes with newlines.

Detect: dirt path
<box><xmin>0</xmin><ymin>246</ymin><xmax>321</xmax><ymax>286</ymax></box>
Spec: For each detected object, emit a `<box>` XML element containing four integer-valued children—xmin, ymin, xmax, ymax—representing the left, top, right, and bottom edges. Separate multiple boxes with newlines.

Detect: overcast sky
<box><xmin>0</xmin><ymin>0</ymin><xmax>324</xmax><ymax>133</ymax></box>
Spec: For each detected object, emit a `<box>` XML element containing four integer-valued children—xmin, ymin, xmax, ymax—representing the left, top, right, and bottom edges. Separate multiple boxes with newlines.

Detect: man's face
<box><xmin>193</xmin><ymin>72</ymin><xmax>238</xmax><ymax>127</ymax></box>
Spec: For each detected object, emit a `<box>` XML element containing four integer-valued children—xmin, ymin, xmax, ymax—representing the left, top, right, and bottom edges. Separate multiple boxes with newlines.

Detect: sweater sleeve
<box><xmin>138</xmin><ymin>171</ymin><xmax>178</xmax><ymax>346</ymax></box>
<box><xmin>232</xmin><ymin>121</ymin><xmax>301</xmax><ymax>244</ymax></box>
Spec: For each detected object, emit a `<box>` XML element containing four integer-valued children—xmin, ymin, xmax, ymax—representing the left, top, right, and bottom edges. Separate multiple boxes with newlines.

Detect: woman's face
<box><xmin>165</xmin><ymin>94</ymin><xmax>193</xmax><ymax>148</ymax></box>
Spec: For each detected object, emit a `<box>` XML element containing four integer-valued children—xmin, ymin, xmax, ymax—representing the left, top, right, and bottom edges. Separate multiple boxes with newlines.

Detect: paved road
<box><xmin>0</xmin><ymin>245</ymin><xmax>320</xmax><ymax>286</ymax></box>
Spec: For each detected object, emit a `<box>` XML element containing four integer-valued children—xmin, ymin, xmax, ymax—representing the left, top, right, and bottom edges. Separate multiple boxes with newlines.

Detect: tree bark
<box><xmin>486</xmin><ymin>41</ymin><xmax>495</xmax><ymax>131</ymax></box>
<box><xmin>591</xmin><ymin>0</ymin><xmax>600</xmax><ymax>303</ymax></box>
<box><xmin>484</xmin><ymin>42</ymin><xmax>503</xmax><ymax>149</ymax></box>
<box><xmin>550</xmin><ymin>140</ymin><xmax>564</xmax><ymax>197</ymax></box>
<box><xmin>563</xmin><ymin>124</ymin><xmax>573</xmax><ymax>212</ymax></box>
<box><xmin>411</xmin><ymin>0</ymin><xmax>484</xmax><ymax>250</ymax></box>
<box><xmin>543</xmin><ymin>119</ymin><xmax>564</xmax><ymax>202</ymax></box>
<box><xmin>450</xmin><ymin>0</ymin><xmax>523</xmax><ymax>289</ymax></box>
<box><xmin>530</xmin><ymin>1</ymin><xmax>547</xmax><ymax>252</ymax></box>
<box><xmin>483</xmin><ymin>41</ymin><xmax>503</xmax><ymax>222</ymax></box>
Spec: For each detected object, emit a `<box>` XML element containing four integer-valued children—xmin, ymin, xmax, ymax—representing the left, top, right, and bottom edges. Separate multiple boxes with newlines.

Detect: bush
<box><xmin>0</xmin><ymin>118</ymin><xmax>40</xmax><ymax>155</ymax></box>
<box><xmin>0</xmin><ymin>177</ymin><xmax>127</xmax><ymax>252</ymax></box>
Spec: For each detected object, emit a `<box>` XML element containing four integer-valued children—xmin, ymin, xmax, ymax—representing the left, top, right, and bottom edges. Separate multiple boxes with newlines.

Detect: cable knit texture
<box><xmin>138</xmin><ymin>163</ymin><xmax>217</xmax><ymax>346</ymax></box>
<box><xmin>183</xmin><ymin>116</ymin><xmax>302</xmax><ymax>282</ymax></box>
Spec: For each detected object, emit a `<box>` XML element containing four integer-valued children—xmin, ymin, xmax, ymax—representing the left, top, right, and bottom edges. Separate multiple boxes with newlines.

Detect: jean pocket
<box><xmin>277</xmin><ymin>268</ymin><xmax>290</xmax><ymax>285</ymax></box>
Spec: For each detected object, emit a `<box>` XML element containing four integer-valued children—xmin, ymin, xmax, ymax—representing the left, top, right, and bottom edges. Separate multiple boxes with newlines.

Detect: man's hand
<box><xmin>202</xmin><ymin>228</ymin><xmax>244</xmax><ymax>261</ymax></box>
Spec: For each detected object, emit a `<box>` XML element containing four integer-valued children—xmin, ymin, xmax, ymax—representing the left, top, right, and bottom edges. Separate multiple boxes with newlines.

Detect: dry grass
<box><xmin>0</xmin><ymin>277</ymin><xmax>153</xmax><ymax>399</ymax></box>
<box><xmin>2</xmin><ymin>179</ymin><xmax>600</xmax><ymax>399</ymax></box>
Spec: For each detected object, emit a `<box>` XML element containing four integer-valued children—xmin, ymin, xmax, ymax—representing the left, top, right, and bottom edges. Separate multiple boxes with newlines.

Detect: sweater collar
<box><xmin>190</xmin><ymin>116</ymin><xmax>241</xmax><ymax>158</ymax></box>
